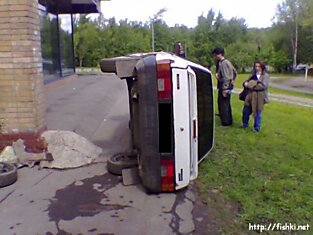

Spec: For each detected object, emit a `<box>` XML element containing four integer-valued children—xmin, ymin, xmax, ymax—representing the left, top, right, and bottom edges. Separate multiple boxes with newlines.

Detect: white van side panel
<box><xmin>172</xmin><ymin>68</ymin><xmax>191</xmax><ymax>190</ymax></box>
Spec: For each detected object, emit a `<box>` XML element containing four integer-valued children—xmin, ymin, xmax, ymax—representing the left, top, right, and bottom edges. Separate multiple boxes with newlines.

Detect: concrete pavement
<box><xmin>270</xmin><ymin>75</ymin><xmax>313</xmax><ymax>95</ymax></box>
<box><xmin>45</xmin><ymin>74</ymin><xmax>131</xmax><ymax>156</ymax></box>
<box><xmin>0</xmin><ymin>75</ymin><xmax>212</xmax><ymax>235</ymax></box>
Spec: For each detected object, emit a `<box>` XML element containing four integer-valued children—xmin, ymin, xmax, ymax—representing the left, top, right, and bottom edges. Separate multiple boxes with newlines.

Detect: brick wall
<box><xmin>0</xmin><ymin>0</ymin><xmax>47</xmax><ymax>151</ymax></box>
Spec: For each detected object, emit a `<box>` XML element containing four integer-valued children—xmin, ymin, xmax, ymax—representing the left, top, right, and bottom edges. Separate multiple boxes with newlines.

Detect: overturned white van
<box><xmin>100</xmin><ymin>52</ymin><xmax>214</xmax><ymax>193</ymax></box>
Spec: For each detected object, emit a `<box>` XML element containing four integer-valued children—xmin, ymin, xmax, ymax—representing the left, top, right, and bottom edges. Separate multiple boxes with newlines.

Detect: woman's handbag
<box><xmin>239</xmin><ymin>87</ymin><xmax>249</xmax><ymax>101</ymax></box>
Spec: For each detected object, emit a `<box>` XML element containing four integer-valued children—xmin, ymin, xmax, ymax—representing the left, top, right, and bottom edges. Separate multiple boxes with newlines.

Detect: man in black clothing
<box><xmin>174</xmin><ymin>42</ymin><xmax>186</xmax><ymax>58</ymax></box>
<box><xmin>212</xmin><ymin>47</ymin><xmax>236</xmax><ymax>126</ymax></box>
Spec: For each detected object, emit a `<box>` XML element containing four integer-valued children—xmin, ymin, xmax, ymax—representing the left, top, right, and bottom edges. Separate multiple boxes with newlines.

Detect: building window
<box><xmin>40</xmin><ymin>8</ymin><xmax>60</xmax><ymax>81</ymax></box>
<box><xmin>39</xmin><ymin>5</ymin><xmax>75</xmax><ymax>83</ymax></box>
<box><xmin>59</xmin><ymin>14</ymin><xmax>75</xmax><ymax>76</ymax></box>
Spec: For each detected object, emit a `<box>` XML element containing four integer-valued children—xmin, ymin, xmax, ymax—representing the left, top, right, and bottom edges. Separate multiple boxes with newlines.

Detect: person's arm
<box><xmin>253</xmin><ymin>82</ymin><xmax>265</xmax><ymax>91</ymax></box>
<box><xmin>261</xmin><ymin>73</ymin><xmax>270</xmax><ymax>88</ymax></box>
<box><xmin>245</xmin><ymin>80</ymin><xmax>258</xmax><ymax>90</ymax></box>
<box><xmin>253</xmin><ymin>73</ymin><xmax>270</xmax><ymax>91</ymax></box>
<box><xmin>220</xmin><ymin>60</ymin><xmax>233</xmax><ymax>90</ymax></box>
<box><xmin>243</xmin><ymin>75</ymin><xmax>253</xmax><ymax>88</ymax></box>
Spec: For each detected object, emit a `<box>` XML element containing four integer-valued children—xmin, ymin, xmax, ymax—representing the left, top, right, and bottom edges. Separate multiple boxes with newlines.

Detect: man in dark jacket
<box><xmin>212</xmin><ymin>47</ymin><xmax>236</xmax><ymax>126</ymax></box>
<box><xmin>174</xmin><ymin>42</ymin><xmax>186</xmax><ymax>58</ymax></box>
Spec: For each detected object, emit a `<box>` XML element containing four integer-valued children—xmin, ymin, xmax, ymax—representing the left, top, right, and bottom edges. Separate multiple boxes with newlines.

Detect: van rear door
<box><xmin>172</xmin><ymin>68</ymin><xmax>195</xmax><ymax>190</ymax></box>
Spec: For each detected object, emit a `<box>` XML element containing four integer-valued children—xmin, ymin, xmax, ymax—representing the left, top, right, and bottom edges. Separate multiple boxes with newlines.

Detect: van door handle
<box><xmin>193</xmin><ymin>119</ymin><xmax>197</xmax><ymax>138</ymax></box>
<box><xmin>178</xmin><ymin>169</ymin><xmax>183</xmax><ymax>181</ymax></box>
<box><xmin>176</xmin><ymin>74</ymin><xmax>180</xmax><ymax>89</ymax></box>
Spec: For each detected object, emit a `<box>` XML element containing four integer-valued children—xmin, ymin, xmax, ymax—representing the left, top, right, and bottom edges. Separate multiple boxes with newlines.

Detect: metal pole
<box><xmin>305</xmin><ymin>64</ymin><xmax>308</xmax><ymax>82</ymax></box>
<box><xmin>151</xmin><ymin>21</ymin><xmax>155</xmax><ymax>52</ymax></box>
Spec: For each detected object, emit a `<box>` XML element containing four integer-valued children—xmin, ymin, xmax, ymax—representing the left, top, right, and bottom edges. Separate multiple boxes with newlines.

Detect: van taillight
<box><xmin>161</xmin><ymin>159</ymin><xmax>175</xmax><ymax>192</ymax></box>
<box><xmin>157</xmin><ymin>61</ymin><xmax>171</xmax><ymax>100</ymax></box>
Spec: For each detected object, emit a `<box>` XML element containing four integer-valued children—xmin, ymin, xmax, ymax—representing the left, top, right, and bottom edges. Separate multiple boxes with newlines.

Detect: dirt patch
<box><xmin>192</xmin><ymin>181</ymin><xmax>247</xmax><ymax>234</ymax></box>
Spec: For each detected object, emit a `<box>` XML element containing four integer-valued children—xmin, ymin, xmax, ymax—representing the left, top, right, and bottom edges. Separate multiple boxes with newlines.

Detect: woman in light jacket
<box><xmin>241</xmin><ymin>61</ymin><xmax>270</xmax><ymax>132</ymax></box>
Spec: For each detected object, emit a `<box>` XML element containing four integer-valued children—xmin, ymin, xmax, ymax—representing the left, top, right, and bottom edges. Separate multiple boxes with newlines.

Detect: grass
<box><xmin>76</xmin><ymin>67</ymin><xmax>103</xmax><ymax>75</ymax></box>
<box><xmin>197</xmin><ymin>92</ymin><xmax>313</xmax><ymax>234</ymax></box>
<box><xmin>269</xmin><ymin>87</ymin><xmax>313</xmax><ymax>99</ymax></box>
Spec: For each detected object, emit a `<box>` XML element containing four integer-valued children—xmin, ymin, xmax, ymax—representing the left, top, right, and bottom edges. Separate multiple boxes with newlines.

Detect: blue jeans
<box><xmin>242</xmin><ymin>105</ymin><xmax>262</xmax><ymax>131</ymax></box>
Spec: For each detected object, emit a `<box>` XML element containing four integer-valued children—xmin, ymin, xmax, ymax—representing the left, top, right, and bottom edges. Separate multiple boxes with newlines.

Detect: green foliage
<box><xmin>73</xmin><ymin>2</ymin><xmax>313</xmax><ymax>71</ymax></box>
<box><xmin>74</xmin><ymin>16</ymin><xmax>151</xmax><ymax>67</ymax></box>
<box><xmin>153</xmin><ymin>20</ymin><xmax>173</xmax><ymax>52</ymax></box>
<box><xmin>298</xmin><ymin>27</ymin><xmax>313</xmax><ymax>63</ymax></box>
<box><xmin>301</xmin><ymin>0</ymin><xmax>313</xmax><ymax>26</ymax></box>
<box><xmin>226</xmin><ymin>41</ymin><xmax>255</xmax><ymax>72</ymax></box>
<box><xmin>74</xmin><ymin>18</ymin><xmax>101</xmax><ymax>67</ymax></box>
<box><xmin>268</xmin><ymin>47</ymin><xmax>292</xmax><ymax>72</ymax></box>
<box><xmin>273</xmin><ymin>0</ymin><xmax>313</xmax><ymax>69</ymax></box>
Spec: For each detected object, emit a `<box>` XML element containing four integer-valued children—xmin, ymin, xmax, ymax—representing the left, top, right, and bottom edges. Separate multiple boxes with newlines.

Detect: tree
<box><xmin>191</xmin><ymin>10</ymin><xmax>218</xmax><ymax>66</ymax></box>
<box><xmin>226</xmin><ymin>41</ymin><xmax>255</xmax><ymax>72</ymax></box>
<box><xmin>72</xmin><ymin>5</ymin><xmax>312</xmax><ymax>74</ymax></box>
<box><xmin>74</xmin><ymin>15</ymin><xmax>100</xmax><ymax>67</ymax></box>
<box><xmin>216</xmin><ymin>17</ymin><xmax>247</xmax><ymax>46</ymax></box>
<box><xmin>275</xmin><ymin>0</ymin><xmax>301</xmax><ymax>71</ymax></box>
<box><xmin>300</xmin><ymin>0</ymin><xmax>313</xmax><ymax>26</ymax></box>
<box><xmin>150</xmin><ymin>8</ymin><xmax>167</xmax><ymax>52</ymax></box>
<box><xmin>298</xmin><ymin>0</ymin><xmax>313</xmax><ymax>64</ymax></box>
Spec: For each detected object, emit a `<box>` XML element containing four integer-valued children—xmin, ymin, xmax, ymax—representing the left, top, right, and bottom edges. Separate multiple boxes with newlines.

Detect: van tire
<box><xmin>0</xmin><ymin>162</ymin><xmax>18</xmax><ymax>188</ymax></box>
<box><xmin>135</xmin><ymin>56</ymin><xmax>161</xmax><ymax>193</ymax></box>
<box><xmin>124</xmin><ymin>149</ymin><xmax>139</xmax><ymax>159</ymax></box>
<box><xmin>107</xmin><ymin>152</ymin><xmax>138</xmax><ymax>175</ymax></box>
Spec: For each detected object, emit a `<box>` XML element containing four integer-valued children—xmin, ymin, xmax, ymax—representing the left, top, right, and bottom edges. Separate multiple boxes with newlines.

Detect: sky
<box><xmin>100</xmin><ymin>0</ymin><xmax>284</xmax><ymax>28</ymax></box>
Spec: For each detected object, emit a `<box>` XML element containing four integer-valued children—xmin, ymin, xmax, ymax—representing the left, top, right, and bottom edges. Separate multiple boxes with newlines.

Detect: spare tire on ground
<box><xmin>0</xmin><ymin>162</ymin><xmax>18</xmax><ymax>188</ymax></box>
<box><xmin>107</xmin><ymin>152</ymin><xmax>138</xmax><ymax>175</ymax></box>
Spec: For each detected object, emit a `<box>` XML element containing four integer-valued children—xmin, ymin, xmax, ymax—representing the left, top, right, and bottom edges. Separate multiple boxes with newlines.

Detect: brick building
<box><xmin>0</xmin><ymin>0</ymin><xmax>101</xmax><ymax>151</ymax></box>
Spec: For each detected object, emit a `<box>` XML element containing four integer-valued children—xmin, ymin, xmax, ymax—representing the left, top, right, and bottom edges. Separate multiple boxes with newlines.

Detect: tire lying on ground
<box><xmin>107</xmin><ymin>152</ymin><xmax>138</xmax><ymax>175</ymax></box>
<box><xmin>0</xmin><ymin>162</ymin><xmax>18</xmax><ymax>188</ymax></box>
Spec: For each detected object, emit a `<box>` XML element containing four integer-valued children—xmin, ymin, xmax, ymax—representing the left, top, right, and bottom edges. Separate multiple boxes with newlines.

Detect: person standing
<box><xmin>174</xmin><ymin>42</ymin><xmax>186</xmax><ymax>58</ymax></box>
<box><xmin>241</xmin><ymin>61</ymin><xmax>270</xmax><ymax>132</ymax></box>
<box><xmin>212</xmin><ymin>47</ymin><xmax>236</xmax><ymax>126</ymax></box>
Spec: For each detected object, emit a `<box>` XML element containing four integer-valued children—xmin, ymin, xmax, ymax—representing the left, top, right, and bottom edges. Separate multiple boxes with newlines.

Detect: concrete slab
<box><xmin>122</xmin><ymin>167</ymin><xmax>140</xmax><ymax>186</ymax></box>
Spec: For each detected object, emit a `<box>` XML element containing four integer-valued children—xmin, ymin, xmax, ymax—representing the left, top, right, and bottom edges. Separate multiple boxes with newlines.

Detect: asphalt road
<box><xmin>0</xmin><ymin>75</ymin><xmax>213</xmax><ymax>235</ymax></box>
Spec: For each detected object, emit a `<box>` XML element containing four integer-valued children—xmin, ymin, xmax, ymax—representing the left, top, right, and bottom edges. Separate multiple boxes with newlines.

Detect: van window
<box><xmin>192</xmin><ymin>67</ymin><xmax>214</xmax><ymax>161</ymax></box>
<box><xmin>159</xmin><ymin>103</ymin><xmax>173</xmax><ymax>153</ymax></box>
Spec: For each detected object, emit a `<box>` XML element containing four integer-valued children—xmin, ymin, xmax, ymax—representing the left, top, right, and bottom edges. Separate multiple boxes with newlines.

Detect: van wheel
<box><xmin>107</xmin><ymin>152</ymin><xmax>138</xmax><ymax>175</ymax></box>
<box><xmin>0</xmin><ymin>162</ymin><xmax>18</xmax><ymax>188</ymax></box>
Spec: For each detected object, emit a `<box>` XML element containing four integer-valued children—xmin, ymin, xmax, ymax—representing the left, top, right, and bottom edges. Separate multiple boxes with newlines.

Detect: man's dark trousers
<box><xmin>217</xmin><ymin>88</ymin><xmax>233</xmax><ymax>126</ymax></box>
